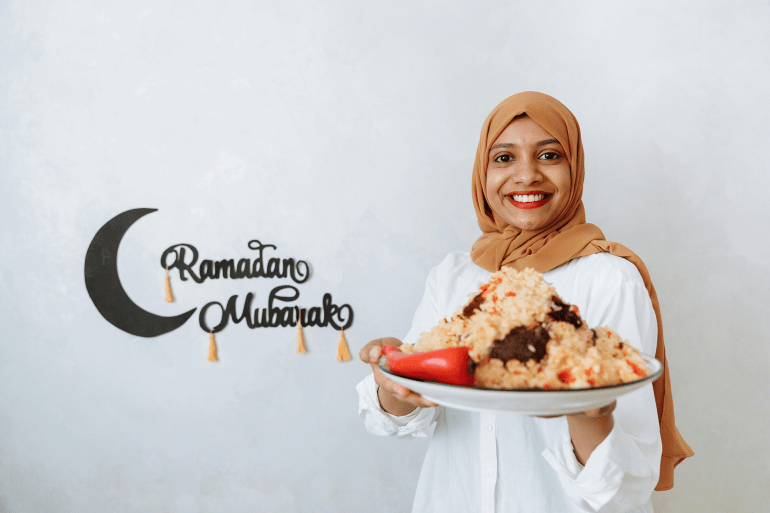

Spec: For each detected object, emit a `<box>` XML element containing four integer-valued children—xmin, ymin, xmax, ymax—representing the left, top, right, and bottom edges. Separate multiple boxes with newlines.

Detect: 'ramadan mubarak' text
<box><xmin>161</xmin><ymin>240</ymin><xmax>353</xmax><ymax>333</ymax></box>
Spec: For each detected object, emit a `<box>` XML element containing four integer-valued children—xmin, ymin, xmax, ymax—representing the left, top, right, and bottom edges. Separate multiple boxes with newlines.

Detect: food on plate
<box><xmin>398</xmin><ymin>268</ymin><xmax>650</xmax><ymax>389</ymax></box>
<box><xmin>382</xmin><ymin>345</ymin><xmax>474</xmax><ymax>386</ymax></box>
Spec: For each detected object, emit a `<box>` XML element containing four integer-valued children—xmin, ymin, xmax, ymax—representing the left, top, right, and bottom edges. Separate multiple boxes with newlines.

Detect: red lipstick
<box><xmin>506</xmin><ymin>191</ymin><xmax>552</xmax><ymax>209</ymax></box>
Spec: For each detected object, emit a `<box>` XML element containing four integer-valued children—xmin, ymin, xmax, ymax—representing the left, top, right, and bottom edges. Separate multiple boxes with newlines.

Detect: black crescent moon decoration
<box><xmin>84</xmin><ymin>208</ymin><xmax>197</xmax><ymax>337</ymax></box>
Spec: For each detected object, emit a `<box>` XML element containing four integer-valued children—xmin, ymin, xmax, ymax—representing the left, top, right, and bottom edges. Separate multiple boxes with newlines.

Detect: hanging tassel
<box><xmin>164</xmin><ymin>266</ymin><xmax>174</xmax><ymax>302</ymax></box>
<box><xmin>296</xmin><ymin>307</ymin><xmax>307</xmax><ymax>354</ymax></box>
<box><xmin>208</xmin><ymin>330</ymin><xmax>218</xmax><ymax>362</ymax></box>
<box><xmin>336</xmin><ymin>328</ymin><xmax>351</xmax><ymax>362</ymax></box>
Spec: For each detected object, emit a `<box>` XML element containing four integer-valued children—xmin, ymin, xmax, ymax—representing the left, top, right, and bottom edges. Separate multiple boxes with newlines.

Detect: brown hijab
<box><xmin>470</xmin><ymin>92</ymin><xmax>693</xmax><ymax>490</ymax></box>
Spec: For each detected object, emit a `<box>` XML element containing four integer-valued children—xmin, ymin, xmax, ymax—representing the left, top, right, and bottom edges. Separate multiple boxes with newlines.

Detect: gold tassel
<box><xmin>296</xmin><ymin>307</ymin><xmax>307</xmax><ymax>354</ymax></box>
<box><xmin>336</xmin><ymin>328</ymin><xmax>351</xmax><ymax>362</ymax></box>
<box><xmin>208</xmin><ymin>331</ymin><xmax>218</xmax><ymax>362</ymax></box>
<box><xmin>164</xmin><ymin>266</ymin><xmax>174</xmax><ymax>302</ymax></box>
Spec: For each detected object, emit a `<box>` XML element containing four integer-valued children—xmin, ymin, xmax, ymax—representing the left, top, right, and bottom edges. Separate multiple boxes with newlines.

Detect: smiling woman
<box><xmin>485</xmin><ymin>116</ymin><xmax>572</xmax><ymax>232</ymax></box>
<box><xmin>357</xmin><ymin>92</ymin><xmax>693</xmax><ymax>513</ymax></box>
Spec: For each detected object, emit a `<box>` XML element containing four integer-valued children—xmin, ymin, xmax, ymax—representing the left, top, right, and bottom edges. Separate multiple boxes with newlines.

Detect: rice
<box><xmin>402</xmin><ymin>267</ymin><xmax>650</xmax><ymax>390</ymax></box>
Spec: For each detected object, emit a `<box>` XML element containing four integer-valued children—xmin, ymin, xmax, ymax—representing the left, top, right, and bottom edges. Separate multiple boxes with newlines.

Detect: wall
<box><xmin>1</xmin><ymin>1</ymin><xmax>768</xmax><ymax>511</ymax></box>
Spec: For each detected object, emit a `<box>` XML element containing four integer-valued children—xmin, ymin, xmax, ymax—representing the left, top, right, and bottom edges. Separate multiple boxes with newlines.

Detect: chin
<box><xmin>495</xmin><ymin>205</ymin><xmax>552</xmax><ymax>232</ymax></box>
<box><xmin>507</xmin><ymin>217</ymin><xmax>542</xmax><ymax>231</ymax></box>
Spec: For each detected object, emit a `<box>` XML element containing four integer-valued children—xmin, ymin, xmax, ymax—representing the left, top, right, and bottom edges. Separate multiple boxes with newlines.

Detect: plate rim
<box><xmin>378</xmin><ymin>353</ymin><xmax>662</xmax><ymax>394</ymax></box>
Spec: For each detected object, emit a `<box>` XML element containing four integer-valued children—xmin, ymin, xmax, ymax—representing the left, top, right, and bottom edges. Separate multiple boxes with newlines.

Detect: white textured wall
<box><xmin>1</xmin><ymin>1</ymin><xmax>768</xmax><ymax>512</ymax></box>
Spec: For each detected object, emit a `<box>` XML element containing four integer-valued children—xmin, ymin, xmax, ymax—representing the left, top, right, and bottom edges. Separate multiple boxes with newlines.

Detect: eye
<box><xmin>493</xmin><ymin>154</ymin><xmax>513</xmax><ymax>163</ymax></box>
<box><xmin>539</xmin><ymin>151</ymin><xmax>560</xmax><ymax>161</ymax></box>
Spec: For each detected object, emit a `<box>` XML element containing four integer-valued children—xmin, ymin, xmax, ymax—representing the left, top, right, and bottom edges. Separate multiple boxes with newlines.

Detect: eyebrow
<box><xmin>488</xmin><ymin>138</ymin><xmax>561</xmax><ymax>152</ymax></box>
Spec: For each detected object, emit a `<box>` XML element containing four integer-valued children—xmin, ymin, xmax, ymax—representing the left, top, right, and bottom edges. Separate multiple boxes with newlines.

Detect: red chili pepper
<box><xmin>558</xmin><ymin>370</ymin><xmax>576</xmax><ymax>384</ymax></box>
<box><xmin>384</xmin><ymin>347</ymin><xmax>475</xmax><ymax>386</ymax></box>
<box><xmin>381</xmin><ymin>345</ymin><xmax>401</xmax><ymax>356</ymax></box>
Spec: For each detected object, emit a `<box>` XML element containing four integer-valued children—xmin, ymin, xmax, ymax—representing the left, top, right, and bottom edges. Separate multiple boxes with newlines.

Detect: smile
<box><xmin>511</xmin><ymin>194</ymin><xmax>547</xmax><ymax>202</ymax></box>
<box><xmin>506</xmin><ymin>192</ymin><xmax>552</xmax><ymax>209</ymax></box>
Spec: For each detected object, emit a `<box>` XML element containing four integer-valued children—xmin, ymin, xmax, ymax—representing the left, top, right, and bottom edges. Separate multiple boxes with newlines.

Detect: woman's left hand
<box><xmin>566</xmin><ymin>400</ymin><xmax>616</xmax><ymax>465</ymax></box>
<box><xmin>538</xmin><ymin>400</ymin><xmax>616</xmax><ymax>465</ymax></box>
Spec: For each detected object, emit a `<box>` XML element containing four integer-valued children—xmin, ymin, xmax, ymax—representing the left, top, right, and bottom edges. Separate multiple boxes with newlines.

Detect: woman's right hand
<box><xmin>359</xmin><ymin>337</ymin><xmax>438</xmax><ymax>416</ymax></box>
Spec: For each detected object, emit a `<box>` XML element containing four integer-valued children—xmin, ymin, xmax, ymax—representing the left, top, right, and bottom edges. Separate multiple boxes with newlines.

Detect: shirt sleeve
<box><xmin>356</xmin><ymin>373</ymin><xmax>438</xmax><ymax>438</ymax></box>
<box><xmin>542</xmin><ymin>278</ymin><xmax>662</xmax><ymax>512</ymax></box>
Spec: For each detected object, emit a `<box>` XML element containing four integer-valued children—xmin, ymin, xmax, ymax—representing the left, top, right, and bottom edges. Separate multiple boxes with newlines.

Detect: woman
<box><xmin>357</xmin><ymin>92</ymin><xmax>693</xmax><ymax>512</ymax></box>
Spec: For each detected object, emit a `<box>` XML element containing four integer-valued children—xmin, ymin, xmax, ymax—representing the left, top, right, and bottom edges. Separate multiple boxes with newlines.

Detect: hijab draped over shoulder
<box><xmin>470</xmin><ymin>92</ymin><xmax>693</xmax><ymax>490</ymax></box>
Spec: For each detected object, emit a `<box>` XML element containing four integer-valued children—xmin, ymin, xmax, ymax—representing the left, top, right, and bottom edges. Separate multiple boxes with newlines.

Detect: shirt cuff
<box><xmin>356</xmin><ymin>374</ymin><xmax>436</xmax><ymax>438</ymax></box>
<box><xmin>542</xmin><ymin>418</ymin><xmax>653</xmax><ymax>511</ymax></box>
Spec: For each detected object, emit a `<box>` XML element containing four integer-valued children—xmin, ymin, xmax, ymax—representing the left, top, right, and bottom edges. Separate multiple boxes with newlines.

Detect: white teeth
<box><xmin>511</xmin><ymin>194</ymin><xmax>546</xmax><ymax>202</ymax></box>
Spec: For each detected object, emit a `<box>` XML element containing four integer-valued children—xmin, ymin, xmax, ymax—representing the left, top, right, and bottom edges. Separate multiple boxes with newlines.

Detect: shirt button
<box><xmin>486</xmin><ymin>424</ymin><xmax>493</xmax><ymax>431</ymax></box>
<box><xmin>486</xmin><ymin>470</ymin><xmax>494</xmax><ymax>478</ymax></box>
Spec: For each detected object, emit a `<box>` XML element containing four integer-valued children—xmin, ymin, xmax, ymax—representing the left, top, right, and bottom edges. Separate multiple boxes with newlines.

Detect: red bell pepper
<box><xmin>382</xmin><ymin>346</ymin><xmax>475</xmax><ymax>386</ymax></box>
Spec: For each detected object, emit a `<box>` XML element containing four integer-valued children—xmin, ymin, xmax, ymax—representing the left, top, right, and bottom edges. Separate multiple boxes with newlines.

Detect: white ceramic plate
<box><xmin>379</xmin><ymin>354</ymin><xmax>662</xmax><ymax>415</ymax></box>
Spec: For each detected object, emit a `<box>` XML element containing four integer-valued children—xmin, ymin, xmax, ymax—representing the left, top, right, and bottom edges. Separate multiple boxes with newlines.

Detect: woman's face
<box><xmin>485</xmin><ymin>115</ymin><xmax>571</xmax><ymax>231</ymax></box>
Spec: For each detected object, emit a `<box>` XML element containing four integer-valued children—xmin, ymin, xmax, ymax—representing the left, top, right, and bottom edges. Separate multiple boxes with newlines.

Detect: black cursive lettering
<box><xmin>197</xmin><ymin>287</ymin><xmax>353</xmax><ymax>332</ymax></box>
<box><xmin>291</xmin><ymin>259</ymin><xmax>310</xmax><ymax>283</ymax></box>
<box><xmin>161</xmin><ymin>244</ymin><xmax>203</xmax><ymax>283</ymax></box>
<box><xmin>225</xmin><ymin>292</ymin><xmax>255</xmax><ymax>328</ymax></box>
<box><xmin>268</xmin><ymin>285</ymin><xmax>299</xmax><ymax>327</ymax></box>
<box><xmin>199</xmin><ymin>300</ymin><xmax>227</xmax><ymax>332</ymax></box>
<box><xmin>162</xmin><ymin>240</ymin><xmax>311</xmax><ymax>284</ymax></box>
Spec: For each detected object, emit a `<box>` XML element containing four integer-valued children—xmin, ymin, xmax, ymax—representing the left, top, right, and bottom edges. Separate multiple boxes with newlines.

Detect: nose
<box><xmin>511</xmin><ymin>155</ymin><xmax>542</xmax><ymax>185</ymax></box>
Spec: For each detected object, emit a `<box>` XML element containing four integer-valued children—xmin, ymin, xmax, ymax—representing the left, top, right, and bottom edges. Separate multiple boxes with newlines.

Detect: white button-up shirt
<box><xmin>357</xmin><ymin>252</ymin><xmax>662</xmax><ymax>512</ymax></box>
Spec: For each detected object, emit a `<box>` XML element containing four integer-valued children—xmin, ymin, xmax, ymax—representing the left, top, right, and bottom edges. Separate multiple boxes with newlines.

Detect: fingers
<box><xmin>359</xmin><ymin>341</ymin><xmax>380</xmax><ymax>363</ymax></box>
<box><xmin>399</xmin><ymin>390</ymin><xmax>439</xmax><ymax>408</ymax></box>
<box><xmin>359</xmin><ymin>344</ymin><xmax>382</xmax><ymax>364</ymax></box>
<box><xmin>389</xmin><ymin>385</ymin><xmax>438</xmax><ymax>408</ymax></box>
<box><xmin>369</xmin><ymin>345</ymin><xmax>382</xmax><ymax>363</ymax></box>
<box><xmin>360</xmin><ymin>337</ymin><xmax>435</xmax><ymax>408</ymax></box>
<box><xmin>375</xmin><ymin>370</ymin><xmax>437</xmax><ymax>408</ymax></box>
<box><xmin>359</xmin><ymin>337</ymin><xmax>402</xmax><ymax>364</ymax></box>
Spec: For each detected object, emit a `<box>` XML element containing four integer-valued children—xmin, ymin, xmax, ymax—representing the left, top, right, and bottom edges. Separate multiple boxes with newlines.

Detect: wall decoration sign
<box><xmin>84</xmin><ymin>208</ymin><xmax>197</xmax><ymax>337</ymax></box>
<box><xmin>84</xmin><ymin>209</ymin><xmax>354</xmax><ymax>349</ymax></box>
